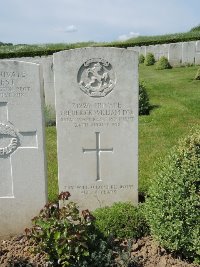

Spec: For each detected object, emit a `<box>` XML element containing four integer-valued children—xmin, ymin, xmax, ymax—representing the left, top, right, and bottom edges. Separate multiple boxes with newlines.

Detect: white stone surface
<box><xmin>0</xmin><ymin>60</ymin><xmax>47</xmax><ymax>239</ymax></box>
<box><xmin>41</xmin><ymin>56</ymin><xmax>55</xmax><ymax>109</ymax></box>
<box><xmin>1</xmin><ymin>56</ymin><xmax>53</xmax><ymax>108</ymax></box>
<box><xmin>195</xmin><ymin>41</ymin><xmax>200</xmax><ymax>65</ymax></box>
<box><xmin>146</xmin><ymin>45</ymin><xmax>155</xmax><ymax>56</ymax></box>
<box><xmin>140</xmin><ymin>46</ymin><xmax>146</xmax><ymax>56</ymax></box>
<box><xmin>154</xmin><ymin>44</ymin><xmax>169</xmax><ymax>61</ymax></box>
<box><xmin>54</xmin><ymin>47</ymin><xmax>138</xmax><ymax>210</ymax></box>
<box><xmin>168</xmin><ymin>43</ymin><xmax>183</xmax><ymax>66</ymax></box>
<box><xmin>130</xmin><ymin>46</ymin><xmax>140</xmax><ymax>54</ymax></box>
<box><xmin>182</xmin><ymin>42</ymin><xmax>195</xmax><ymax>65</ymax></box>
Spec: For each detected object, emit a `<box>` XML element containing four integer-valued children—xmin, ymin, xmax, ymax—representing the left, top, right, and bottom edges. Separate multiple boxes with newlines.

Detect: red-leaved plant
<box><xmin>26</xmin><ymin>192</ymin><xmax>96</xmax><ymax>266</ymax></box>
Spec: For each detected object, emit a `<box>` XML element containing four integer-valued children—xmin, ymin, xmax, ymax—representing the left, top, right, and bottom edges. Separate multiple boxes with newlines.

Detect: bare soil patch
<box><xmin>0</xmin><ymin>235</ymin><xmax>199</xmax><ymax>267</ymax></box>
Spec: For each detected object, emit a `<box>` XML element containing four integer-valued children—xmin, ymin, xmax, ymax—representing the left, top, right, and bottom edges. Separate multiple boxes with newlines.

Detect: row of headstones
<box><xmin>0</xmin><ymin>47</ymin><xmax>138</xmax><ymax>239</ymax></box>
<box><xmin>5</xmin><ymin>40</ymin><xmax>200</xmax><ymax>112</ymax></box>
<box><xmin>132</xmin><ymin>40</ymin><xmax>200</xmax><ymax>66</ymax></box>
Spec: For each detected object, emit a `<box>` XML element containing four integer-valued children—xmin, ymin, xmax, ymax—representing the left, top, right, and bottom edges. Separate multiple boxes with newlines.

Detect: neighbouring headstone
<box><xmin>168</xmin><ymin>43</ymin><xmax>182</xmax><ymax>66</ymax></box>
<box><xmin>182</xmin><ymin>41</ymin><xmax>195</xmax><ymax>65</ymax></box>
<box><xmin>41</xmin><ymin>56</ymin><xmax>55</xmax><ymax>110</ymax></box>
<box><xmin>0</xmin><ymin>60</ymin><xmax>47</xmax><ymax>239</ymax></box>
<box><xmin>140</xmin><ymin>46</ymin><xmax>146</xmax><ymax>57</ymax></box>
<box><xmin>54</xmin><ymin>47</ymin><xmax>138</xmax><ymax>210</ymax></box>
<box><xmin>146</xmin><ymin>45</ymin><xmax>155</xmax><ymax>56</ymax></box>
<box><xmin>131</xmin><ymin>46</ymin><xmax>140</xmax><ymax>54</ymax></box>
<box><xmin>195</xmin><ymin>41</ymin><xmax>200</xmax><ymax>65</ymax></box>
<box><xmin>154</xmin><ymin>44</ymin><xmax>169</xmax><ymax>61</ymax></box>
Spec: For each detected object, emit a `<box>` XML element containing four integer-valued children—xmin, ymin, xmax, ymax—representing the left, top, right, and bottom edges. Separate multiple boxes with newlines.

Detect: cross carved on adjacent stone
<box><xmin>0</xmin><ymin>102</ymin><xmax>38</xmax><ymax>198</ymax></box>
<box><xmin>82</xmin><ymin>132</ymin><xmax>113</xmax><ymax>181</ymax></box>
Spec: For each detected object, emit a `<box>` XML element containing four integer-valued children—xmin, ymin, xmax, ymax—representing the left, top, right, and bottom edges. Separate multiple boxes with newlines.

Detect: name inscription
<box><xmin>0</xmin><ymin>71</ymin><xmax>31</xmax><ymax>98</ymax></box>
<box><xmin>60</xmin><ymin>102</ymin><xmax>135</xmax><ymax>128</ymax></box>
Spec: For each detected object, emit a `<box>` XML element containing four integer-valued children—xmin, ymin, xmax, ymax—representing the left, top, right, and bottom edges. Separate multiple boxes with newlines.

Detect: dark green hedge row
<box><xmin>101</xmin><ymin>35</ymin><xmax>200</xmax><ymax>48</ymax></box>
<box><xmin>0</xmin><ymin>32</ymin><xmax>200</xmax><ymax>59</ymax></box>
<box><xmin>0</xmin><ymin>49</ymin><xmax>62</xmax><ymax>59</ymax></box>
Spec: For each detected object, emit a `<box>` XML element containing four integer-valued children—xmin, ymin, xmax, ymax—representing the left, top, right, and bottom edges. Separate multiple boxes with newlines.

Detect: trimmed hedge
<box><xmin>139</xmin><ymin>81</ymin><xmax>150</xmax><ymax>115</ymax></box>
<box><xmin>144</xmin><ymin>53</ymin><xmax>155</xmax><ymax>66</ymax></box>
<box><xmin>0</xmin><ymin>32</ymin><xmax>200</xmax><ymax>59</ymax></box>
<box><xmin>145</xmin><ymin>129</ymin><xmax>200</xmax><ymax>264</ymax></box>
<box><xmin>139</xmin><ymin>54</ymin><xmax>145</xmax><ymax>64</ymax></box>
<box><xmin>155</xmin><ymin>56</ymin><xmax>172</xmax><ymax>70</ymax></box>
<box><xmin>93</xmin><ymin>202</ymin><xmax>149</xmax><ymax>239</ymax></box>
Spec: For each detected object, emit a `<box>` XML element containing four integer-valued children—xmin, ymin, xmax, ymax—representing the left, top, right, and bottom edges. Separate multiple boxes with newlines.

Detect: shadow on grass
<box><xmin>149</xmin><ymin>104</ymin><xmax>160</xmax><ymax>112</ymax></box>
<box><xmin>139</xmin><ymin>104</ymin><xmax>160</xmax><ymax>116</ymax></box>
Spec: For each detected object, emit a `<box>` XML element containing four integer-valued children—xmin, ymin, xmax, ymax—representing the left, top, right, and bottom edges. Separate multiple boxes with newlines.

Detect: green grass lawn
<box><xmin>46</xmin><ymin>65</ymin><xmax>200</xmax><ymax>201</ymax></box>
<box><xmin>45</xmin><ymin>126</ymin><xmax>58</xmax><ymax>201</ymax></box>
<box><xmin>139</xmin><ymin>64</ymin><xmax>200</xmax><ymax>193</ymax></box>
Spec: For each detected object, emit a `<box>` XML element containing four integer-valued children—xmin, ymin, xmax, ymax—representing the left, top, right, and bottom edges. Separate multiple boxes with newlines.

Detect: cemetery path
<box><xmin>0</xmin><ymin>235</ymin><xmax>199</xmax><ymax>267</ymax></box>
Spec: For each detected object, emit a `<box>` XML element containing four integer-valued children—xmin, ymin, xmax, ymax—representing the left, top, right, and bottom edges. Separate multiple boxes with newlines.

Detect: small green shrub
<box><xmin>145</xmin><ymin>129</ymin><xmax>200</xmax><ymax>264</ymax></box>
<box><xmin>139</xmin><ymin>81</ymin><xmax>150</xmax><ymax>115</ymax></box>
<box><xmin>26</xmin><ymin>192</ymin><xmax>114</xmax><ymax>266</ymax></box>
<box><xmin>195</xmin><ymin>68</ymin><xmax>200</xmax><ymax>80</ymax></box>
<box><xmin>144</xmin><ymin>52</ymin><xmax>155</xmax><ymax>66</ymax></box>
<box><xmin>93</xmin><ymin>202</ymin><xmax>149</xmax><ymax>239</ymax></box>
<box><xmin>139</xmin><ymin>54</ymin><xmax>145</xmax><ymax>64</ymax></box>
<box><xmin>44</xmin><ymin>105</ymin><xmax>56</xmax><ymax>126</ymax></box>
<box><xmin>155</xmin><ymin>56</ymin><xmax>172</xmax><ymax>70</ymax></box>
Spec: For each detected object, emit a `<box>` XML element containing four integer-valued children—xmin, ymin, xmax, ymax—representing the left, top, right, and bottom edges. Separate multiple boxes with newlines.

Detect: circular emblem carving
<box><xmin>77</xmin><ymin>58</ymin><xmax>116</xmax><ymax>97</ymax></box>
<box><xmin>0</xmin><ymin>123</ymin><xmax>20</xmax><ymax>157</ymax></box>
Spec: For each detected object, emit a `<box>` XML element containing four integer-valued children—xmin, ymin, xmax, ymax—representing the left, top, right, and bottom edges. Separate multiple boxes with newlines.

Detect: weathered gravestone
<box><xmin>168</xmin><ymin>43</ymin><xmax>182</xmax><ymax>66</ymax></box>
<box><xmin>182</xmin><ymin>41</ymin><xmax>195</xmax><ymax>65</ymax></box>
<box><xmin>0</xmin><ymin>60</ymin><xmax>47</xmax><ymax>239</ymax></box>
<box><xmin>54</xmin><ymin>47</ymin><xmax>138</xmax><ymax>210</ymax></box>
<box><xmin>41</xmin><ymin>56</ymin><xmax>55</xmax><ymax>110</ymax></box>
<box><xmin>195</xmin><ymin>41</ymin><xmax>200</xmax><ymax>65</ymax></box>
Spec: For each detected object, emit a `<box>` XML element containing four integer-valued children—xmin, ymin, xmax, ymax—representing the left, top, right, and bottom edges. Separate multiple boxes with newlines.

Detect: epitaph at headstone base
<box><xmin>54</xmin><ymin>48</ymin><xmax>138</xmax><ymax>210</ymax></box>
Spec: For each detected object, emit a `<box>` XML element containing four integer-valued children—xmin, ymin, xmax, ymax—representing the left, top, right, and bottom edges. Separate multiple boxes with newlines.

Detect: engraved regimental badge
<box><xmin>77</xmin><ymin>58</ymin><xmax>116</xmax><ymax>97</ymax></box>
<box><xmin>0</xmin><ymin>123</ymin><xmax>20</xmax><ymax>157</ymax></box>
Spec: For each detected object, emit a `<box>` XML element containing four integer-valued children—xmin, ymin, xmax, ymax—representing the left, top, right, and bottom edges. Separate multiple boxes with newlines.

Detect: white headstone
<box><xmin>140</xmin><ymin>46</ymin><xmax>146</xmax><ymax>57</ymax></box>
<box><xmin>168</xmin><ymin>43</ymin><xmax>182</xmax><ymax>66</ymax></box>
<box><xmin>0</xmin><ymin>60</ymin><xmax>47</xmax><ymax>239</ymax></box>
<box><xmin>146</xmin><ymin>45</ymin><xmax>155</xmax><ymax>56</ymax></box>
<box><xmin>182</xmin><ymin>41</ymin><xmax>195</xmax><ymax>65</ymax></box>
<box><xmin>195</xmin><ymin>41</ymin><xmax>200</xmax><ymax>65</ymax></box>
<box><xmin>54</xmin><ymin>47</ymin><xmax>138</xmax><ymax>210</ymax></box>
<box><xmin>131</xmin><ymin>46</ymin><xmax>140</xmax><ymax>54</ymax></box>
<box><xmin>41</xmin><ymin>56</ymin><xmax>55</xmax><ymax>110</ymax></box>
<box><xmin>154</xmin><ymin>44</ymin><xmax>169</xmax><ymax>61</ymax></box>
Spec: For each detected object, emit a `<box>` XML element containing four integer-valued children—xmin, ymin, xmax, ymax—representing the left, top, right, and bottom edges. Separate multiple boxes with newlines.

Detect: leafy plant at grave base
<box><xmin>139</xmin><ymin>81</ymin><xmax>151</xmax><ymax>115</ymax></box>
<box><xmin>139</xmin><ymin>54</ymin><xmax>145</xmax><ymax>64</ymax></box>
<box><xmin>155</xmin><ymin>56</ymin><xmax>172</xmax><ymax>70</ymax></box>
<box><xmin>26</xmin><ymin>191</ymin><xmax>116</xmax><ymax>267</ymax></box>
<box><xmin>195</xmin><ymin>68</ymin><xmax>200</xmax><ymax>80</ymax></box>
<box><xmin>44</xmin><ymin>105</ymin><xmax>56</xmax><ymax>126</ymax></box>
<box><xmin>93</xmin><ymin>202</ymin><xmax>149</xmax><ymax>239</ymax></box>
<box><xmin>113</xmin><ymin>239</ymin><xmax>141</xmax><ymax>267</ymax></box>
<box><xmin>145</xmin><ymin>129</ymin><xmax>200</xmax><ymax>264</ymax></box>
<box><xmin>144</xmin><ymin>52</ymin><xmax>155</xmax><ymax>66</ymax></box>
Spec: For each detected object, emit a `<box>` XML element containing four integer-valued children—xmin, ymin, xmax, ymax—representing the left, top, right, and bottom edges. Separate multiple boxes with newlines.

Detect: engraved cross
<box><xmin>82</xmin><ymin>132</ymin><xmax>113</xmax><ymax>181</ymax></box>
<box><xmin>0</xmin><ymin>102</ymin><xmax>38</xmax><ymax>198</ymax></box>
